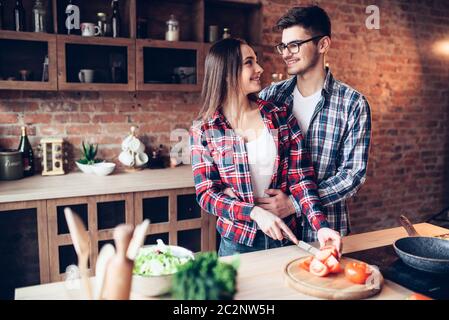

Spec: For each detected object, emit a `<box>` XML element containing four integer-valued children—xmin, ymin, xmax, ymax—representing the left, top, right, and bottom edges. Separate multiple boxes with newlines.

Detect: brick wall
<box><xmin>1</xmin><ymin>0</ymin><xmax>449</xmax><ymax>233</ymax></box>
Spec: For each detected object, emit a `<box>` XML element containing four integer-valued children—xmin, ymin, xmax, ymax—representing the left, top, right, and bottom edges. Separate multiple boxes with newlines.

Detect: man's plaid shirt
<box><xmin>259</xmin><ymin>68</ymin><xmax>372</xmax><ymax>241</ymax></box>
<box><xmin>190</xmin><ymin>98</ymin><xmax>329</xmax><ymax>247</ymax></box>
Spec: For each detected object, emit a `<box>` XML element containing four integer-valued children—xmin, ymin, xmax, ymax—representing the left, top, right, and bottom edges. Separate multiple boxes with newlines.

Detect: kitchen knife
<box><xmin>296</xmin><ymin>240</ymin><xmax>320</xmax><ymax>255</ymax></box>
<box><xmin>281</xmin><ymin>231</ymin><xmax>320</xmax><ymax>255</ymax></box>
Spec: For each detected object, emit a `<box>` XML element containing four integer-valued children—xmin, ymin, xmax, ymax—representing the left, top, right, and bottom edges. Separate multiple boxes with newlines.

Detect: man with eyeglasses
<box><xmin>257</xmin><ymin>5</ymin><xmax>372</xmax><ymax>245</ymax></box>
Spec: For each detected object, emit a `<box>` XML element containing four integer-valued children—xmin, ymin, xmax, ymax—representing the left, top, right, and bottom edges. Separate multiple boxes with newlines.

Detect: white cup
<box><xmin>119</xmin><ymin>150</ymin><xmax>135</xmax><ymax>167</ymax></box>
<box><xmin>129</xmin><ymin>138</ymin><xmax>145</xmax><ymax>154</ymax></box>
<box><xmin>135</xmin><ymin>152</ymin><xmax>149</xmax><ymax>167</ymax></box>
<box><xmin>78</xmin><ymin>69</ymin><xmax>95</xmax><ymax>83</ymax></box>
<box><xmin>81</xmin><ymin>22</ymin><xmax>101</xmax><ymax>37</ymax></box>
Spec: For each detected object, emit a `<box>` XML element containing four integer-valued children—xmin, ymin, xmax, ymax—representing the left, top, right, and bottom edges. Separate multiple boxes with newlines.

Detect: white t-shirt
<box><xmin>292</xmin><ymin>86</ymin><xmax>322</xmax><ymax>135</ymax></box>
<box><xmin>245</xmin><ymin>127</ymin><xmax>277</xmax><ymax>199</ymax></box>
<box><xmin>245</xmin><ymin>127</ymin><xmax>277</xmax><ymax>230</ymax></box>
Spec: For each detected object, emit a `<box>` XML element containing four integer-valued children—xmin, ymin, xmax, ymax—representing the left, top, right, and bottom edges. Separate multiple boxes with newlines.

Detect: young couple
<box><xmin>190</xmin><ymin>6</ymin><xmax>371</xmax><ymax>256</ymax></box>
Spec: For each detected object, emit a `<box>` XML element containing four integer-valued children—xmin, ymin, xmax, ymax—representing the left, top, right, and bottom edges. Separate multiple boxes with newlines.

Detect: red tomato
<box><xmin>344</xmin><ymin>262</ymin><xmax>371</xmax><ymax>284</ymax></box>
<box><xmin>325</xmin><ymin>255</ymin><xmax>342</xmax><ymax>274</ymax></box>
<box><xmin>321</xmin><ymin>245</ymin><xmax>339</xmax><ymax>259</ymax></box>
<box><xmin>315</xmin><ymin>249</ymin><xmax>333</xmax><ymax>262</ymax></box>
<box><xmin>309</xmin><ymin>258</ymin><xmax>330</xmax><ymax>277</ymax></box>
<box><xmin>407</xmin><ymin>293</ymin><xmax>433</xmax><ymax>300</ymax></box>
<box><xmin>299</xmin><ymin>256</ymin><xmax>314</xmax><ymax>271</ymax></box>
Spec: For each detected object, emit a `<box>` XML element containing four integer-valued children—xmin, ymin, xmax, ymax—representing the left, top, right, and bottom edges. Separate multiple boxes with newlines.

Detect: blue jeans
<box><xmin>218</xmin><ymin>230</ymin><xmax>292</xmax><ymax>257</ymax></box>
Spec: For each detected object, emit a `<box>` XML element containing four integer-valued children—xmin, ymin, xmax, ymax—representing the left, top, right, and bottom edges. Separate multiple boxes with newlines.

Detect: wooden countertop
<box><xmin>0</xmin><ymin>165</ymin><xmax>195</xmax><ymax>203</ymax></box>
<box><xmin>15</xmin><ymin>223</ymin><xmax>449</xmax><ymax>300</ymax></box>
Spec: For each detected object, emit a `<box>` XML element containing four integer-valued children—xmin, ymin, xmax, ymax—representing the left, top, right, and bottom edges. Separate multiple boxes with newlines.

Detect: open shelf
<box><xmin>55</xmin><ymin>0</ymin><xmax>133</xmax><ymax>37</ymax></box>
<box><xmin>0</xmin><ymin>0</ymin><xmax>55</xmax><ymax>33</ymax></box>
<box><xmin>0</xmin><ymin>32</ymin><xmax>57</xmax><ymax>91</ymax></box>
<box><xmin>0</xmin><ymin>0</ymin><xmax>263</xmax><ymax>92</ymax></box>
<box><xmin>136</xmin><ymin>39</ymin><xmax>203</xmax><ymax>92</ymax></box>
<box><xmin>204</xmin><ymin>0</ymin><xmax>261</xmax><ymax>45</ymax></box>
<box><xmin>136</xmin><ymin>0</ymin><xmax>203</xmax><ymax>42</ymax></box>
<box><xmin>57</xmin><ymin>35</ymin><xmax>135</xmax><ymax>91</ymax></box>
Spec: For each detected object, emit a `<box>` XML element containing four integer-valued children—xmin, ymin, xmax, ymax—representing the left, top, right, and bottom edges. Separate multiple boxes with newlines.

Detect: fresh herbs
<box><xmin>171</xmin><ymin>252</ymin><xmax>239</xmax><ymax>300</ymax></box>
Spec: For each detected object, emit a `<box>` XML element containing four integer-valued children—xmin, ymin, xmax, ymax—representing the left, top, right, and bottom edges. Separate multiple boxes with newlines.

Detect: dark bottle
<box><xmin>111</xmin><ymin>0</ymin><xmax>120</xmax><ymax>38</ymax></box>
<box><xmin>0</xmin><ymin>0</ymin><xmax>4</xmax><ymax>30</ymax></box>
<box><xmin>18</xmin><ymin>126</ymin><xmax>35</xmax><ymax>177</ymax></box>
<box><xmin>14</xmin><ymin>0</ymin><xmax>26</xmax><ymax>32</ymax></box>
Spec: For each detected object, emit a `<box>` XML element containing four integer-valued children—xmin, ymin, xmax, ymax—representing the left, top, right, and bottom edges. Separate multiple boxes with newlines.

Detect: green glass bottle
<box><xmin>18</xmin><ymin>126</ymin><xmax>35</xmax><ymax>177</ymax></box>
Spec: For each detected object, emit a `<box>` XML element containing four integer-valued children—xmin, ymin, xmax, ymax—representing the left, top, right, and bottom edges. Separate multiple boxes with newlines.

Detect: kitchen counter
<box><xmin>15</xmin><ymin>222</ymin><xmax>449</xmax><ymax>300</ymax></box>
<box><xmin>0</xmin><ymin>165</ymin><xmax>194</xmax><ymax>203</ymax></box>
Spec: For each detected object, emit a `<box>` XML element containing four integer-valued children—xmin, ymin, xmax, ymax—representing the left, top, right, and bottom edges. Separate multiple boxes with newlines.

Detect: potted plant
<box><xmin>75</xmin><ymin>142</ymin><xmax>115</xmax><ymax>175</ymax></box>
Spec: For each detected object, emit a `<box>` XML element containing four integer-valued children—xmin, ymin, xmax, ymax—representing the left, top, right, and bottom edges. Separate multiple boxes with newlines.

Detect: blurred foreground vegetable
<box><xmin>171</xmin><ymin>252</ymin><xmax>239</xmax><ymax>300</ymax></box>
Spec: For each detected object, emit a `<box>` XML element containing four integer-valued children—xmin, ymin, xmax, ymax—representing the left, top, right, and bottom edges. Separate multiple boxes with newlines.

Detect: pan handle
<box><xmin>398</xmin><ymin>215</ymin><xmax>420</xmax><ymax>237</ymax></box>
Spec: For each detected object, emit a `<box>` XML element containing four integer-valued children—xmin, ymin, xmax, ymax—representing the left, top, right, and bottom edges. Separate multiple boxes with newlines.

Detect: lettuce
<box><xmin>133</xmin><ymin>245</ymin><xmax>191</xmax><ymax>276</ymax></box>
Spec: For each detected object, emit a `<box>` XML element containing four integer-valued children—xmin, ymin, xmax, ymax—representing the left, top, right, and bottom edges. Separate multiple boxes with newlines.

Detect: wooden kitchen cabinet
<box><xmin>134</xmin><ymin>187</ymin><xmax>212</xmax><ymax>253</ymax></box>
<box><xmin>0</xmin><ymin>201</ymin><xmax>49</xmax><ymax>300</ymax></box>
<box><xmin>0</xmin><ymin>31</ymin><xmax>58</xmax><ymax>91</ymax></box>
<box><xmin>0</xmin><ymin>182</ymin><xmax>215</xmax><ymax>294</ymax></box>
<box><xmin>0</xmin><ymin>0</ymin><xmax>262</xmax><ymax>92</ymax></box>
<box><xmin>46</xmin><ymin>193</ymin><xmax>134</xmax><ymax>282</ymax></box>
<box><xmin>56</xmin><ymin>35</ymin><xmax>136</xmax><ymax>91</ymax></box>
<box><xmin>135</xmin><ymin>39</ymin><xmax>203</xmax><ymax>92</ymax></box>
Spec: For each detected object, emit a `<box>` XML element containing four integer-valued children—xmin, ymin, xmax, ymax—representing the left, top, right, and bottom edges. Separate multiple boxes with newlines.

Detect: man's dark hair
<box><xmin>276</xmin><ymin>5</ymin><xmax>331</xmax><ymax>38</ymax></box>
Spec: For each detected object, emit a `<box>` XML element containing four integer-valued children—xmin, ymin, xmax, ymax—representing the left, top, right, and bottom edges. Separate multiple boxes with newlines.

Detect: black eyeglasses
<box><xmin>275</xmin><ymin>35</ymin><xmax>326</xmax><ymax>55</ymax></box>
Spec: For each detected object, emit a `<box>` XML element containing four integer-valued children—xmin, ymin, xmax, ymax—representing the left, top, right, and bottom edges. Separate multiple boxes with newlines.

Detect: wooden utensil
<box><xmin>284</xmin><ymin>256</ymin><xmax>383</xmax><ymax>300</ymax></box>
<box><xmin>64</xmin><ymin>207</ymin><xmax>93</xmax><ymax>300</ymax></box>
<box><xmin>95</xmin><ymin>243</ymin><xmax>115</xmax><ymax>300</ymax></box>
<box><xmin>127</xmin><ymin>219</ymin><xmax>150</xmax><ymax>260</ymax></box>
<box><xmin>102</xmin><ymin>224</ymin><xmax>134</xmax><ymax>300</ymax></box>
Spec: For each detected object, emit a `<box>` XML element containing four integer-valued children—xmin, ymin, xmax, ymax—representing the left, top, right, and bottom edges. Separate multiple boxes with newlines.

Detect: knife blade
<box><xmin>281</xmin><ymin>230</ymin><xmax>320</xmax><ymax>255</ymax></box>
<box><xmin>296</xmin><ymin>240</ymin><xmax>320</xmax><ymax>255</ymax></box>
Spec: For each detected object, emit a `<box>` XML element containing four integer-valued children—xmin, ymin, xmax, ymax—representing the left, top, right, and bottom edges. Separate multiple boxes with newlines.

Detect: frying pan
<box><xmin>393</xmin><ymin>215</ymin><xmax>449</xmax><ymax>273</ymax></box>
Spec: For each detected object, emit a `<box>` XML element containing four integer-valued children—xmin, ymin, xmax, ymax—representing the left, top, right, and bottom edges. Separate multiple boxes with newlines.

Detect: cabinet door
<box><xmin>134</xmin><ymin>187</ymin><xmax>213</xmax><ymax>253</ymax></box>
<box><xmin>0</xmin><ymin>201</ymin><xmax>49</xmax><ymax>300</ymax></box>
<box><xmin>47</xmin><ymin>193</ymin><xmax>133</xmax><ymax>282</ymax></box>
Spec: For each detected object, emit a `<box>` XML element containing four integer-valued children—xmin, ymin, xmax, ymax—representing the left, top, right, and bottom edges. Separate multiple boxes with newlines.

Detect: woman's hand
<box><xmin>317</xmin><ymin>227</ymin><xmax>342</xmax><ymax>255</ymax></box>
<box><xmin>250</xmin><ymin>206</ymin><xmax>298</xmax><ymax>243</ymax></box>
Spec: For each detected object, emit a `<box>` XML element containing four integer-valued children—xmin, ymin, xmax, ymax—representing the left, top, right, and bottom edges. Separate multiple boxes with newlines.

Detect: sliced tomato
<box><xmin>325</xmin><ymin>255</ymin><xmax>342</xmax><ymax>274</ymax></box>
<box><xmin>299</xmin><ymin>256</ymin><xmax>314</xmax><ymax>271</ymax></box>
<box><xmin>344</xmin><ymin>262</ymin><xmax>372</xmax><ymax>284</ymax></box>
<box><xmin>321</xmin><ymin>245</ymin><xmax>340</xmax><ymax>260</ymax></box>
<box><xmin>309</xmin><ymin>258</ymin><xmax>330</xmax><ymax>277</ymax></box>
<box><xmin>315</xmin><ymin>249</ymin><xmax>333</xmax><ymax>262</ymax></box>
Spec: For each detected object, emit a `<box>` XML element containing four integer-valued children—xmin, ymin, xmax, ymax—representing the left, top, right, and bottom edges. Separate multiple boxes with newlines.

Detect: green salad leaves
<box><xmin>133</xmin><ymin>246</ymin><xmax>191</xmax><ymax>276</ymax></box>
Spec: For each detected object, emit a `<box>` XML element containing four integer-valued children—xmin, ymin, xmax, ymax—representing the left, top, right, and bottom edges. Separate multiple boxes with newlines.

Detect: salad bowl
<box><xmin>131</xmin><ymin>241</ymin><xmax>194</xmax><ymax>297</ymax></box>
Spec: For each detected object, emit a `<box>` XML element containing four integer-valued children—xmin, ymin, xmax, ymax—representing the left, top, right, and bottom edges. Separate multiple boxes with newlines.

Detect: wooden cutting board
<box><xmin>284</xmin><ymin>256</ymin><xmax>384</xmax><ymax>300</ymax></box>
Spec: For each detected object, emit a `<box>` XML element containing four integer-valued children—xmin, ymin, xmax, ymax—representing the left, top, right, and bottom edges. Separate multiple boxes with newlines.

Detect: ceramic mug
<box><xmin>119</xmin><ymin>150</ymin><xmax>135</xmax><ymax>167</ymax></box>
<box><xmin>81</xmin><ymin>22</ymin><xmax>101</xmax><ymax>37</ymax></box>
<box><xmin>135</xmin><ymin>152</ymin><xmax>149</xmax><ymax>167</ymax></box>
<box><xmin>78</xmin><ymin>69</ymin><xmax>95</xmax><ymax>83</ymax></box>
<box><xmin>129</xmin><ymin>138</ymin><xmax>145</xmax><ymax>154</ymax></box>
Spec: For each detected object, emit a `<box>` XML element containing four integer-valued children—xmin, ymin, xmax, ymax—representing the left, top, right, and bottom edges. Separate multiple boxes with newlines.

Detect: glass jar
<box><xmin>32</xmin><ymin>0</ymin><xmax>46</xmax><ymax>33</ymax></box>
<box><xmin>222</xmin><ymin>27</ymin><xmax>231</xmax><ymax>39</ymax></box>
<box><xmin>165</xmin><ymin>14</ymin><xmax>179</xmax><ymax>41</ymax></box>
<box><xmin>97</xmin><ymin>12</ymin><xmax>107</xmax><ymax>36</ymax></box>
